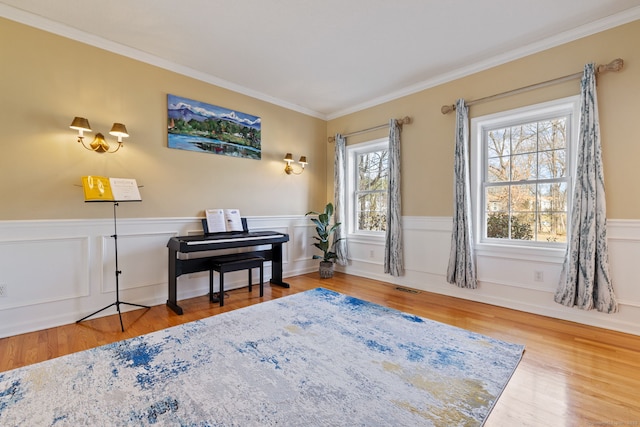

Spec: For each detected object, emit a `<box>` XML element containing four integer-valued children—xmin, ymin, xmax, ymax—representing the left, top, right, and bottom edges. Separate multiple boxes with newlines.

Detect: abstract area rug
<box><xmin>0</xmin><ymin>288</ymin><xmax>524</xmax><ymax>426</ymax></box>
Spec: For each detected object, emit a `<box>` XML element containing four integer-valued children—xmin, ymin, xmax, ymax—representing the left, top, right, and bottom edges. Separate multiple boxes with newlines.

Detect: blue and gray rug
<box><xmin>0</xmin><ymin>288</ymin><xmax>524</xmax><ymax>426</ymax></box>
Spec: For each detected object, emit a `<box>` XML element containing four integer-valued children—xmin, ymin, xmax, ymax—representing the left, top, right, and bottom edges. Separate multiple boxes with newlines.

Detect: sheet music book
<box><xmin>82</xmin><ymin>176</ymin><xmax>142</xmax><ymax>202</ymax></box>
<box><xmin>205</xmin><ymin>208</ymin><xmax>243</xmax><ymax>233</ymax></box>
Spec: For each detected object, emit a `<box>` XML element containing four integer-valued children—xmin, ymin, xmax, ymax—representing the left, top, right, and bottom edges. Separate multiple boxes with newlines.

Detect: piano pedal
<box><xmin>209</xmin><ymin>292</ymin><xmax>229</xmax><ymax>303</ymax></box>
<box><xmin>209</xmin><ymin>292</ymin><xmax>220</xmax><ymax>303</ymax></box>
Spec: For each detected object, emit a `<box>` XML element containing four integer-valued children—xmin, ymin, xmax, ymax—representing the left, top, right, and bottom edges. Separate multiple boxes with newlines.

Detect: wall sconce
<box><xmin>284</xmin><ymin>153</ymin><xmax>308</xmax><ymax>175</ymax></box>
<box><xmin>70</xmin><ymin>117</ymin><xmax>129</xmax><ymax>153</ymax></box>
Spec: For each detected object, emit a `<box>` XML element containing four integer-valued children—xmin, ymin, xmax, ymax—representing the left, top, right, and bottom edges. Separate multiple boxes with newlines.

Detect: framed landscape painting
<box><xmin>167</xmin><ymin>94</ymin><xmax>261</xmax><ymax>160</ymax></box>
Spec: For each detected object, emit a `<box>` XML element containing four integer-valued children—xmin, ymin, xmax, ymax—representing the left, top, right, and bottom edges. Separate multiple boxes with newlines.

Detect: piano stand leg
<box><xmin>166</xmin><ymin>299</ymin><xmax>183</xmax><ymax>315</ymax></box>
<box><xmin>209</xmin><ymin>270</ymin><xmax>221</xmax><ymax>303</ymax></box>
<box><xmin>270</xmin><ymin>279</ymin><xmax>290</xmax><ymax>288</ymax></box>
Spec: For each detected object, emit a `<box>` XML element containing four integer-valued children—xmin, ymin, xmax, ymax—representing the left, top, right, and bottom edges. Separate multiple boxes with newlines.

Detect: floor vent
<box><xmin>395</xmin><ymin>286</ymin><xmax>420</xmax><ymax>294</ymax></box>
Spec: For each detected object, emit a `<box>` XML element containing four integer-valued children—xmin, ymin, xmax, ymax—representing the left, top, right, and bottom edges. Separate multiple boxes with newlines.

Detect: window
<box><xmin>346</xmin><ymin>138</ymin><xmax>389</xmax><ymax>234</ymax></box>
<box><xmin>471</xmin><ymin>96</ymin><xmax>579</xmax><ymax>248</ymax></box>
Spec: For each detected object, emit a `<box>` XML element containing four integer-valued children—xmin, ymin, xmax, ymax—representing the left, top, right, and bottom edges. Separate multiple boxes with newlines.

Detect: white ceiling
<box><xmin>2</xmin><ymin>1</ymin><xmax>640</xmax><ymax>119</ymax></box>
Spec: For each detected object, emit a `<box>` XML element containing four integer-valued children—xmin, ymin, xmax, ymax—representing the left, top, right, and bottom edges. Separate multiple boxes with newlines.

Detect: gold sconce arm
<box><xmin>70</xmin><ymin>117</ymin><xmax>129</xmax><ymax>154</ymax></box>
<box><xmin>284</xmin><ymin>153</ymin><xmax>308</xmax><ymax>175</ymax></box>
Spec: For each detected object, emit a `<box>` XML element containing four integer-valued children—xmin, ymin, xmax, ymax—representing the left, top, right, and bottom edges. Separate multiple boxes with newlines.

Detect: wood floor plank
<box><xmin>1</xmin><ymin>272</ymin><xmax>639</xmax><ymax>426</ymax></box>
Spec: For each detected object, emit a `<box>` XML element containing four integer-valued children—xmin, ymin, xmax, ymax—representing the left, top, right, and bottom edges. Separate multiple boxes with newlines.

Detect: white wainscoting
<box><xmin>2</xmin><ymin>216</ymin><xmax>638</xmax><ymax>338</ymax></box>
<box><xmin>0</xmin><ymin>216</ymin><xmax>317</xmax><ymax>338</ymax></box>
<box><xmin>338</xmin><ymin>217</ymin><xmax>640</xmax><ymax>337</ymax></box>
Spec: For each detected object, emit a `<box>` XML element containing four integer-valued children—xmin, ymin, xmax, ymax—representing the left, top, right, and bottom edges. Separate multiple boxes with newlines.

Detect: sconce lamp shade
<box><xmin>109</xmin><ymin>123</ymin><xmax>129</xmax><ymax>138</ymax></box>
<box><xmin>284</xmin><ymin>153</ymin><xmax>293</xmax><ymax>163</ymax></box>
<box><xmin>298</xmin><ymin>156</ymin><xmax>308</xmax><ymax>166</ymax></box>
<box><xmin>109</xmin><ymin>123</ymin><xmax>129</xmax><ymax>142</ymax></box>
<box><xmin>70</xmin><ymin>117</ymin><xmax>92</xmax><ymax>133</ymax></box>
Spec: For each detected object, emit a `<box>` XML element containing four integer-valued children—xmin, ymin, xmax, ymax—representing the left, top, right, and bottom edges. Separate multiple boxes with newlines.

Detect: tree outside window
<box><xmin>346</xmin><ymin>138</ymin><xmax>390</xmax><ymax>235</ymax></box>
<box><xmin>484</xmin><ymin>117</ymin><xmax>569</xmax><ymax>243</ymax></box>
<box><xmin>356</xmin><ymin>148</ymin><xmax>388</xmax><ymax>232</ymax></box>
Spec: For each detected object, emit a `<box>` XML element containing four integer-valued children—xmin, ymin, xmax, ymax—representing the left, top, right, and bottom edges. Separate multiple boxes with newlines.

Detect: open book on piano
<box><xmin>204</xmin><ymin>208</ymin><xmax>243</xmax><ymax>233</ymax></box>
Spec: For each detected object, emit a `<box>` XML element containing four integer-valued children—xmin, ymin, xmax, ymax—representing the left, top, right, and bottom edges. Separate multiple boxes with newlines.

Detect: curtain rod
<box><xmin>440</xmin><ymin>58</ymin><xmax>624</xmax><ymax>114</ymax></box>
<box><xmin>328</xmin><ymin>116</ymin><xmax>412</xmax><ymax>143</ymax></box>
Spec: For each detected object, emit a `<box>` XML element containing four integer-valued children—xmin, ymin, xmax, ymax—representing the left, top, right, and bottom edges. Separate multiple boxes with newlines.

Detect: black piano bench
<box><xmin>209</xmin><ymin>256</ymin><xmax>264</xmax><ymax>307</ymax></box>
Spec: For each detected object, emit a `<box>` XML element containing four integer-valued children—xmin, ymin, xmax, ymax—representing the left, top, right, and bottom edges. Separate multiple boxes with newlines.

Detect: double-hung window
<box><xmin>346</xmin><ymin>138</ymin><xmax>389</xmax><ymax>235</ymax></box>
<box><xmin>471</xmin><ymin>96</ymin><xmax>579</xmax><ymax>250</ymax></box>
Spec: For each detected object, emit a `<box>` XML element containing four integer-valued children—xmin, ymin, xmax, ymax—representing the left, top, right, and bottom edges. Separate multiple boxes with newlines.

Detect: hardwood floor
<box><xmin>1</xmin><ymin>272</ymin><xmax>639</xmax><ymax>426</ymax></box>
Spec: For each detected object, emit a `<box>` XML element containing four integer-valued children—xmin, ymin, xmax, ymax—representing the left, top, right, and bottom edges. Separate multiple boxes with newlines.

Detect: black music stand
<box><xmin>77</xmin><ymin>199</ymin><xmax>149</xmax><ymax>332</ymax></box>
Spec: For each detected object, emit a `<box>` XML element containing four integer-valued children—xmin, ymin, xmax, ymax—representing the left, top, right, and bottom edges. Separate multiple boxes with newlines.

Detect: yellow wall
<box><xmin>2</xmin><ymin>17</ymin><xmax>639</xmax><ymax>222</ymax></box>
<box><xmin>327</xmin><ymin>19</ymin><xmax>640</xmax><ymax>219</ymax></box>
<box><xmin>0</xmin><ymin>18</ymin><xmax>327</xmax><ymax>220</ymax></box>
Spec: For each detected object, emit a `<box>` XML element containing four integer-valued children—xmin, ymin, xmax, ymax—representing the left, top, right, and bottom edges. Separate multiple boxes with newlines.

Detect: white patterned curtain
<box><xmin>446</xmin><ymin>99</ymin><xmax>477</xmax><ymax>289</ymax></box>
<box><xmin>554</xmin><ymin>63</ymin><xmax>618</xmax><ymax>313</ymax></box>
<box><xmin>384</xmin><ymin>119</ymin><xmax>404</xmax><ymax>276</ymax></box>
<box><xmin>333</xmin><ymin>134</ymin><xmax>348</xmax><ymax>265</ymax></box>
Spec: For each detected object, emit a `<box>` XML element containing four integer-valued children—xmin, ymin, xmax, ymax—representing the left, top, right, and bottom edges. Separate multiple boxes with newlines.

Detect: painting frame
<box><xmin>167</xmin><ymin>94</ymin><xmax>261</xmax><ymax>160</ymax></box>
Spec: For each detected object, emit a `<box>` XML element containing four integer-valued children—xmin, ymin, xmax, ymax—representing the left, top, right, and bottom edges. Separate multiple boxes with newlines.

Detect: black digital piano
<box><xmin>166</xmin><ymin>225</ymin><xmax>289</xmax><ymax>314</ymax></box>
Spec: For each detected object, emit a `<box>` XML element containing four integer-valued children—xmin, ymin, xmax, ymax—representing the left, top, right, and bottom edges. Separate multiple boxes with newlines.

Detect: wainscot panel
<box><xmin>0</xmin><ymin>236</ymin><xmax>90</xmax><ymax>308</ymax></box>
<box><xmin>338</xmin><ymin>217</ymin><xmax>640</xmax><ymax>336</ymax></box>
<box><xmin>3</xmin><ymin>216</ymin><xmax>637</xmax><ymax>337</ymax></box>
<box><xmin>0</xmin><ymin>216</ymin><xmax>315</xmax><ymax>338</ymax></box>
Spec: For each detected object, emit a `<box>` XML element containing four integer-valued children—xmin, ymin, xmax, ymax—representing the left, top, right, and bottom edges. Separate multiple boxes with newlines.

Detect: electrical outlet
<box><xmin>0</xmin><ymin>284</ymin><xmax>7</xmax><ymax>297</ymax></box>
<box><xmin>534</xmin><ymin>271</ymin><xmax>544</xmax><ymax>282</ymax></box>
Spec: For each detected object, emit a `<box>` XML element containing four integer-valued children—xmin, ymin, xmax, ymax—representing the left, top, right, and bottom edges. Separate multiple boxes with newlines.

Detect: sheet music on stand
<box><xmin>205</xmin><ymin>208</ymin><xmax>243</xmax><ymax>233</ymax></box>
<box><xmin>81</xmin><ymin>176</ymin><xmax>141</xmax><ymax>202</ymax></box>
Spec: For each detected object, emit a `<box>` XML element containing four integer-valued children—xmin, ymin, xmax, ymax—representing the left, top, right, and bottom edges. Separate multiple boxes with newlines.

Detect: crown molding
<box><xmin>2</xmin><ymin>3</ymin><xmax>639</xmax><ymax>121</ymax></box>
<box><xmin>326</xmin><ymin>6</ymin><xmax>640</xmax><ymax>120</ymax></box>
<box><xmin>0</xmin><ymin>4</ymin><xmax>326</xmax><ymax>120</ymax></box>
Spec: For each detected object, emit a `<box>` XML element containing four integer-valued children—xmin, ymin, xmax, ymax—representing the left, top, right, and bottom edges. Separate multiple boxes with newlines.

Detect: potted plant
<box><xmin>306</xmin><ymin>202</ymin><xmax>343</xmax><ymax>278</ymax></box>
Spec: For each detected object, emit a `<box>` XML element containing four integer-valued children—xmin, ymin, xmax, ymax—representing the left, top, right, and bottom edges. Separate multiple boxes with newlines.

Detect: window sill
<box><xmin>347</xmin><ymin>231</ymin><xmax>385</xmax><ymax>245</ymax></box>
<box><xmin>475</xmin><ymin>242</ymin><xmax>565</xmax><ymax>264</ymax></box>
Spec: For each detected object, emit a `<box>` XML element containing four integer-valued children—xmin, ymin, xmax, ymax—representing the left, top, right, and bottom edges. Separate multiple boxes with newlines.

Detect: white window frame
<box><xmin>470</xmin><ymin>96</ymin><xmax>580</xmax><ymax>260</ymax></box>
<box><xmin>346</xmin><ymin>137</ymin><xmax>389</xmax><ymax>240</ymax></box>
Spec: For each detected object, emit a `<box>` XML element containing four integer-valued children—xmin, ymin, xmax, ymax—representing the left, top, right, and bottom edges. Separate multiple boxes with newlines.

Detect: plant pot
<box><xmin>318</xmin><ymin>261</ymin><xmax>334</xmax><ymax>279</ymax></box>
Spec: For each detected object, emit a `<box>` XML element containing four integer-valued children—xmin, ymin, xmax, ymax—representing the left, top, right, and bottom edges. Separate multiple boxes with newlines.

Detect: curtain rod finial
<box><xmin>441</xmin><ymin>104</ymin><xmax>456</xmax><ymax>115</ymax></box>
<box><xmin>597</xmin><ymin>58</ymin><xmax>623</xmax><ymax>73</ymax></box>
